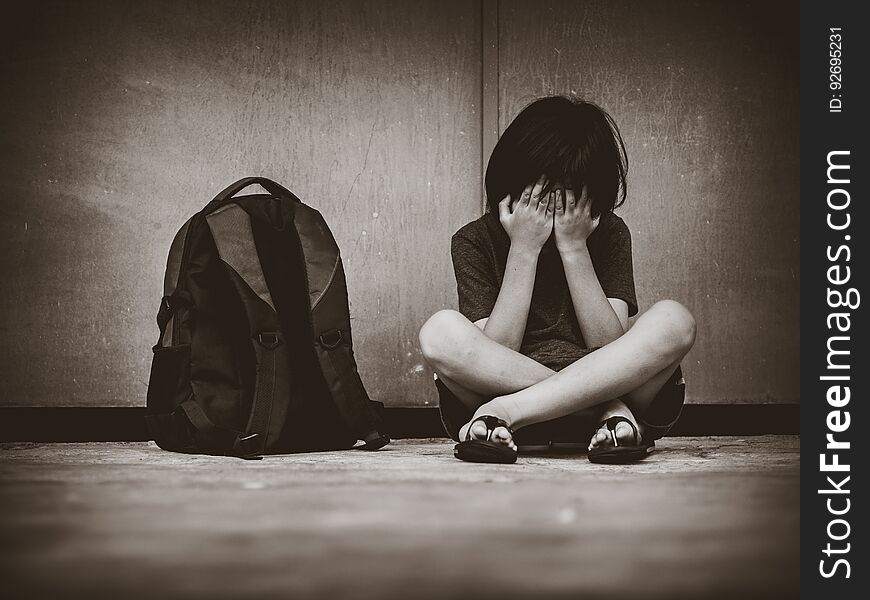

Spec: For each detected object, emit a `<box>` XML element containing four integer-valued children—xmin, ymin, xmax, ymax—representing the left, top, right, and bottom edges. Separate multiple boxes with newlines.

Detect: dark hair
<box><xmin>484</xmin><ymin>96</ymin><xmax>628</xmax><ymax>219</ymax></box>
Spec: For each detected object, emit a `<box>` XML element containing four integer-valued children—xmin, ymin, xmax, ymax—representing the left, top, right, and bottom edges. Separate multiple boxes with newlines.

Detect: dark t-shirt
<box><xmin>451</xmin><ymin>211</ymin><xmax>638</xmax><ymax>371</ymax></box>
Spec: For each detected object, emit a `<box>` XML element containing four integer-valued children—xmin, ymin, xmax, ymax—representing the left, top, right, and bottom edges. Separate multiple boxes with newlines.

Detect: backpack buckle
<box><xmin>257</xmin><ymin>332</ymin><xmax>280</xmax><ymax>349</ymax></box>
<box><xmin>317</xmin><ymin>329</ymin><xmax>343</xmax><ymax>350</ymax></box>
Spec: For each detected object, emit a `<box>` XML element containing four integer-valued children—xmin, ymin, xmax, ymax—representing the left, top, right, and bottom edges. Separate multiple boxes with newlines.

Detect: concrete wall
<box><xmin>0</xmin><ymin>0</ymin><xmax>798</xmax><ymax>408</ymax></box>
<box><xmin>0</xmin><ymin>0</ymin><xmax>482</xmax><ymax>407</ymax></box>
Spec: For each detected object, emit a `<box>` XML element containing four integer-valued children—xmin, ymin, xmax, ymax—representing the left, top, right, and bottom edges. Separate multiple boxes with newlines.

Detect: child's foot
<box><xmin>588</xmin><ymin>398</ymin><xmax>643</xmax><ymax>451</ymax></box>
<box><xmin>458</xmin><ymin>415</ymin><xmax>518</xmax><ymax>452</ymax></box>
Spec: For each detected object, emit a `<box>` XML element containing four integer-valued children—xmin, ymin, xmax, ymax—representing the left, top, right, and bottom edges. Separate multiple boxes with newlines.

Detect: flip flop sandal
<box><xmin>587</xmin><ymin>416</ymin><xmax>655</xmax><ymax>464</ymax></box>
<box><xmin>454</xmin><ymin>415</ymin><xmax>518</xmax><ymax>464</ymax></box>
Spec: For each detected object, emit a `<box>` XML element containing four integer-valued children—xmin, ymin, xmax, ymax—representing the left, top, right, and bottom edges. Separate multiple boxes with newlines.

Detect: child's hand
<box><xmin>554</xmin><ymin>187</ymin><xmax>599</xmax><ymax>253</ymax></box>
<box><xmin>498</xmin><ymin>175</ymin><xmax>554</xmax><ymax>253</ymax></box>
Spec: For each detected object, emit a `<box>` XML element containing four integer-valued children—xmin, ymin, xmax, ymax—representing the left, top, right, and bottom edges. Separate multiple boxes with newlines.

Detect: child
<box><xmin>418</xmin><ymin>96</ymin><xmax>695</xmax><ymax>464</ymax></box>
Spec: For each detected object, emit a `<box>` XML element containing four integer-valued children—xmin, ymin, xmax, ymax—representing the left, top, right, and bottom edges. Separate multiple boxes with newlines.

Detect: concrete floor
<box><xmin>0</xmin><ymin>437</ymin><xmax>799</xmax><ymax>599</ymax></box>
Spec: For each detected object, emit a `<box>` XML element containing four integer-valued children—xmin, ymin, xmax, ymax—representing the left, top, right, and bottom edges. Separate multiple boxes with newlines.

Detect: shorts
<box><xmin>437</xmin><ymin>364</ymin><xmax>686</xmax><ymax>444</ymax></box>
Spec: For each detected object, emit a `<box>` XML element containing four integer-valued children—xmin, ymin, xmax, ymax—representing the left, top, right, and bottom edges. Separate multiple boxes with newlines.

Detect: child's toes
<box><xmin>588</xmin><ymin>421</ymin><xmax>641</xmax><ymax>450</ymax></box>
<box><xmin>458</xmin><ymin>419</ymin><xmax>517</xmax><ymax>451</ymax></box>
<box><xmin>588</xmin><ymin>430</ymin><xmax>609</xmax><ymax>450</ymax></box>
<box><xmin>492</xmin><ymin>426</ymin><xmax>517</xmax><ymax>450</ymax></box>
<box><xmin>469</xmin><ymin>421</ymin><xmax>489</xmax><ymax>440</ymax></box>
<box><xmin>613</xmin><ymin>421</ymin><xmax>636</xmax><ymax>445</ymax></box>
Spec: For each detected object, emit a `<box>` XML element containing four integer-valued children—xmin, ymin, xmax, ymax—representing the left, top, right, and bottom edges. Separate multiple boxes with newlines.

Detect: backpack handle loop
<box><xmin>212</xmin><ymin>177</ymin><xmax>295</xmax><ymax>204</ymax></box>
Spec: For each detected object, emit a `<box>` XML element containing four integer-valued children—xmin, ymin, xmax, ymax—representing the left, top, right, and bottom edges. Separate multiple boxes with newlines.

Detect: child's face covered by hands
<box><xmin>553</xmin><ymin>185</ymin><xmax>599</xmax><ymax>254</ymax></box>
<box><xmin>497</xmin><ymin>174</ymin><xmax>555</xmax><ymax>253</ymax></box>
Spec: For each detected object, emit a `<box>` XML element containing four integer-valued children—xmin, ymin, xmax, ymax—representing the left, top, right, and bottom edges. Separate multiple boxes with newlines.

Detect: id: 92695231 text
<box><xmin>829</xmin><ymin>27</ymin><xmax>843</xmax><ymax>113</ymax></box>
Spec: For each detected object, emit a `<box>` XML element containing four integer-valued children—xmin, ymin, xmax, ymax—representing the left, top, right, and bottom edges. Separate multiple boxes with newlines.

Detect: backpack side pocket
<box><xmin>146</xmin><ymin>344</ymin><xmax>194</xmax><ymax>451</ymax></box>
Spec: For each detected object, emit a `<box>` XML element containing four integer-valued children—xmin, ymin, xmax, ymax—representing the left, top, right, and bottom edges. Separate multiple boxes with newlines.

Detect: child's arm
<box><xmin>555</xmin><ymin>188</ymin><xmax>628</xmax><ymax>346</ymax></box>
<box><xmin>482</xmin><ymin>177</ymin><xmax>554</xmax><ymax>351</ymax></box>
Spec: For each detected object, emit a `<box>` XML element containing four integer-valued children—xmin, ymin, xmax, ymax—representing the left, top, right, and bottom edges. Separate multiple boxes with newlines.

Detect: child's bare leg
<box><xmin>418</xmin><ymin>308</ymin><xmax>662</xmax><ymax>443</ymax></box>
<box><xmin>468</xmin><ymin>300</ymin><xmax>696</xmax><ymax>444</ymax></box>
<box><xmin>586</xmin><ymin>356</ymin><xmax>683</xmax><ymax>450</ymax></box>
<box><xmin>419</xmin><ymin>309</ymin><xmax>554</xmax><ymax>404</ymax></box>
<box><xmin>419</xmin><ymin>310</ymin><xmax>554</xmax><ymax>445</ymax></box>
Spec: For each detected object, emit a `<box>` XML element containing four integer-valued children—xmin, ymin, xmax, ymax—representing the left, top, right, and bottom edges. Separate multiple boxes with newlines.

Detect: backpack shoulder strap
<box><xmin>294</xmin><ymin>203</ymin><xmax>389</xmax><ymax>450</ymax></box>
<box><xmin>156</xmin><ymin>216</ymin><xmax>194</xmax><ymax>348</ymax></box>
<box><xmin>204</xmin><ymin>202</ymin><xmax>293</xmax><ymax>456</ymax></box>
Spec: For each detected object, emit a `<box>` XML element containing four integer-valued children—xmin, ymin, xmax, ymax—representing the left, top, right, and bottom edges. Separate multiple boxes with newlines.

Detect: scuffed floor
<box><xmin>0</xmin><ymin>437</ymin><xmax>799</xmax><ymax>599</ymax></box>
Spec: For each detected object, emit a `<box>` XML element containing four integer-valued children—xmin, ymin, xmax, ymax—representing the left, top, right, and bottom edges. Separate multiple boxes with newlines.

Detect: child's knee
<box><xmin>647</xmin><ymin>300</ymin><xmax>696</xmax><ymax>355</ymax></box>
<box><xmin>418</xmin><ymin>310</ymin><xmax>472</xmax><ymax>370</ymax></box>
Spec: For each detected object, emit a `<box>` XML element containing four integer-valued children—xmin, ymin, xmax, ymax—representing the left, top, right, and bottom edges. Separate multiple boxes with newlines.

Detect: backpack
<box><xmin>145</xmin><ymin>177</ymin><xmax>390</xmax><ymax>458</ymax></box>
